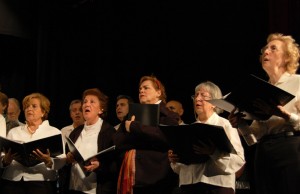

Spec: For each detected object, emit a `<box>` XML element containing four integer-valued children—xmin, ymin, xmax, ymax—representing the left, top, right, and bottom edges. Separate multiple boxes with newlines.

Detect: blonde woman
<box><xmin>1</xmin><ymin>92</ymin><xmax>64</xmax><ymax>194</ymax></box>
<box><xmin>229</xmin><ymin>33</ymin><xmax>300</xmax><ymax>194</ymax></box>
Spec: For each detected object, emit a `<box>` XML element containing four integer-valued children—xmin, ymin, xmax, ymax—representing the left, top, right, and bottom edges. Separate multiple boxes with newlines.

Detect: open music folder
<box><xmin>208</xmin><ymin>74</ymin><xmax>295</xmax><ymax>120</ymax></box>
<box><xmin>65</xmin><ymin>136</ymin><xmax>116</xmax><ymax>176</ymax></box>
<box><xmin>160</xmin><ymin>123</ymin><xmax>235</xmax><ymax>165</ymax></box>
<box><xmin>0</xmin><ymin>134</ymin><xmax>63</xmax><ymax>167</ymax></box>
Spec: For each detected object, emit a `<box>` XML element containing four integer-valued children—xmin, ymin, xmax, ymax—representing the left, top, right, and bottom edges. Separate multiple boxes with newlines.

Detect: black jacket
<box><xmin>62</xmin><ymin>120</ymin><xmax>118</xmax><ymax>194</ymax></box>
<box><xmin>114</xmin><ymin>102</ymin><xmax>179</xmax><ymax>187</ymax></box>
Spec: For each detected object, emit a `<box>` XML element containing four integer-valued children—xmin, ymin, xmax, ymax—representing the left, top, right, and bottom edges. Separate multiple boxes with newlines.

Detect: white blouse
<box><xmin>0</xmin><ymin>114</ymin><xmax>6</xmax><ymax>137</ymax></box>
<box><xmin>250</xmin><ymin>72</ymin><xmax>300</xmax><ymax>140</ymax></box>
<box><xmin>170</xmin><ymin>112</ymin><xmax>245</xmax><ymax>190</ymax></box>
<box><xmin>1</xmin><ymin>120</ymin><xmax>63</xmax><ymax>181</ymax></box>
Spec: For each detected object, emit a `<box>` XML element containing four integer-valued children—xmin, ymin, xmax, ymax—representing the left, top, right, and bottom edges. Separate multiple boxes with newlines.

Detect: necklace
<box><xmin>27</xmin><ymin>126</ymin><xmax>36</xmax><ymax>134</ymax></box>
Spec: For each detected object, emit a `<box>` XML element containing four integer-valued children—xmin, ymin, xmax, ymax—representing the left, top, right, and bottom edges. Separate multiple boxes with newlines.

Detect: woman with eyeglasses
<box><xmin>228</xmin><ymin>33</ymin><xmax>300</xmax><ymax>194</ymax></box>
<box><xmin>168</xmin><ymin>81</ymin><xmax>245</xmax><ymax>194</ymax></box>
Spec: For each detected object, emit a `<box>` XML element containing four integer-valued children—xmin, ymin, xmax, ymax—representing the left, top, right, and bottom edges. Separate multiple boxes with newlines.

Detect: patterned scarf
<box><xmin>117</xmin><ymin>149</ymin><xmax>136</xmax><ymax>194</ymax></box>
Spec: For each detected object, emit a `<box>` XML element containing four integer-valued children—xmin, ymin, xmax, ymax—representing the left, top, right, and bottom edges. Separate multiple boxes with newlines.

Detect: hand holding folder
<box><xmin>161</xmin><ymin>123</ymin><xmax>235</xmax><ymax>165</ymax></box>
<box><xmin>208</xmin><ymin>74</ymin><xmax>295</xmax><ymax>120</ymax></box>
<box><xmin>0</xmin><ymin>134</ymin><xmax>63</xmax><ymax>167</ymax></box>
<box><xmin>65</xmin><ymin>136</ymin><xmax>116</xmax><ymax>176</ymax></box>
<box><xmin>127</xmin><ymin>103</ymin><xmax>160</xmax><ymax>126</ymax></box>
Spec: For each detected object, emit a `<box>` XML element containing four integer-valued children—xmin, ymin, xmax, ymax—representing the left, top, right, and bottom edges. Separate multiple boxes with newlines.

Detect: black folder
<box><xmin>160</xmin><ymin>123</ymin><xmax>235</xmax><ymax>165</ymax></box>
<box><xmin>127</xmin><ymin>103</ymin><xmax>160</xmax><ymax>126</ymax></box>
<box><xmin>0</xmin><ymin>134</ymin><xmax>63</xmax><ymax>167</ymax></box>
<box><xmin>65</xmin><ymin>136</ymin><xmax>116</xmax><ymax>176</ymax></box>
<box><xmin>208</xmin><ymin>74</ymin><xmax>295</xmax><ymax>120</ymax></box>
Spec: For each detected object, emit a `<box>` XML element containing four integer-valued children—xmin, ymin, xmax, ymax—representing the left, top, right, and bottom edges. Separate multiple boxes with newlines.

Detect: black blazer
<box><xmin>64</xmin><ymin>120</ymin><xmax>118</xmax><ymax>194</ymax></box>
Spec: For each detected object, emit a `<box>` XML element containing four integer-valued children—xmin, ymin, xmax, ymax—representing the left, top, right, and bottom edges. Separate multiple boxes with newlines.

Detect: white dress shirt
<box><xmin>0</xmin><ymin>114</ymin><xmax>6</xmax><ymax>137</ymax></box>
<box><xmin>61</xmin><ymin>124</ymin><xmax>75</xmax><ymax>144</ymax></box>
<box><xmin>114</xmin><ymin>123</ymin><xmax>121</xmax><ymax>130</ymax></box>
<box><xmin>249</xmin><ymin>72</ymin><xmax>300</xmax><ymax>140</ymax></box>
<box><xmin>170</xmin><ymin>112</ymin><xmax>245</xmax><ymax>190</ymax></box>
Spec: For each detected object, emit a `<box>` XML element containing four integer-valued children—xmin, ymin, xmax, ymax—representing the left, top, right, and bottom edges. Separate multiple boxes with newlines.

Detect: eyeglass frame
<box><xmin>260</xmin><ymin>45</ymin><xmax>279</xmax><ymax>54</ymax></box>
<box><xmin>191</xmin><ymin>93</ymin><xmax>212</xmax><ymax>101</ymax></box>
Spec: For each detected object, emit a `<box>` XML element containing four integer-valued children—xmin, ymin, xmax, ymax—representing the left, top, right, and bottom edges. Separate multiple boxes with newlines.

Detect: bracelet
<box><xmin>288</xmin><ymin>113</ymin><xmax>299</xmax><ymax>125</ymax></box>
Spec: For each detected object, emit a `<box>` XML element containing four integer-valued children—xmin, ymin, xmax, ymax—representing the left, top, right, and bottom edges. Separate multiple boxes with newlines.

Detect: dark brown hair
<box><xmin>82</xmin><ymin>88</ymin><xmax>109</xmax><ymax>119</ymax></box>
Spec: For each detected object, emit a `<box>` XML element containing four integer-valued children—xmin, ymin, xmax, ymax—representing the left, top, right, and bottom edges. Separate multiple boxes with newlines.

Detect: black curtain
<box><xmin>1</xmin><ymin>0</ymin><xmax>299</xmax><ymax>128</ymax></box>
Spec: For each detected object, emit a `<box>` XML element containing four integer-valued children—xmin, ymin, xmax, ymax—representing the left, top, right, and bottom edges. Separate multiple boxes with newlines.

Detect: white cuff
<box><xmin>288</xmin><ymin>113</ymin><xmax>299</xmax><ymax>125</ymax></box>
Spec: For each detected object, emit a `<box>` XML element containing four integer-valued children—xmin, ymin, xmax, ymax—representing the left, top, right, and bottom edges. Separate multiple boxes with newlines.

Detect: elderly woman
<box><xmin>169</xmin><ymin>81</ymin><xmax>245</xmax><ymax>194</ymax></box>
<box><xmin>64</xmin><ymin>88</ymin><xmax>117</xmax><ymax>194</ymax></box>
<box><xmin>228</xmin><ymin>33</ymin><xmax>300</xmax><ymax>194</ymax></box>
<box><xmin>0</xmin><ymin>92</ymin><xmax>64</xmax><ymax>194</ymax></box>
<box><xmin>114</xmin><ymin>75</ymin><xmax>180</xmax><ymax>194</ymax></box>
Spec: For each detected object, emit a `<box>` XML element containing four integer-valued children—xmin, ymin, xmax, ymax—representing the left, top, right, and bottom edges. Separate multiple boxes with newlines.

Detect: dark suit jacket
<box><xmin>63</xmin><ymin>120</ymin><xmax>117</xmax><ymax>194</ymax></box>
<box><xmin>114</xmin><ymin>102</ymin><xmax>180</xmax><ymax>188</ymax></box>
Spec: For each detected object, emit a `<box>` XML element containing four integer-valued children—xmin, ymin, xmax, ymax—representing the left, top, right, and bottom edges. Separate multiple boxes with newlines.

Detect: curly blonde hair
<box><xmin>260</xmin><ymin>33</ymin><xmax>300</xmax><ymax>74</ymax></box>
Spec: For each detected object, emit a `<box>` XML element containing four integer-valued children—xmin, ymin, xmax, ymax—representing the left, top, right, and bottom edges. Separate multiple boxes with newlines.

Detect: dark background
<box><xmin>0</xmin><ymin>0</ymin><xmax>299</xmax><ymax>128</ymax></box>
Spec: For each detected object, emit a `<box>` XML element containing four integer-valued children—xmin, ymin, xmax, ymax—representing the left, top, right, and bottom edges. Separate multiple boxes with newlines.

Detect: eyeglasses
<box><xmin>261</xmin><ymin>45</ymin><xmax>279</xmax><ymax>54</ymax></box>
<box><xmin>191</xmin><ymin>93</ymin><xmax>211</xmax><ymax>101</ymax></box>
